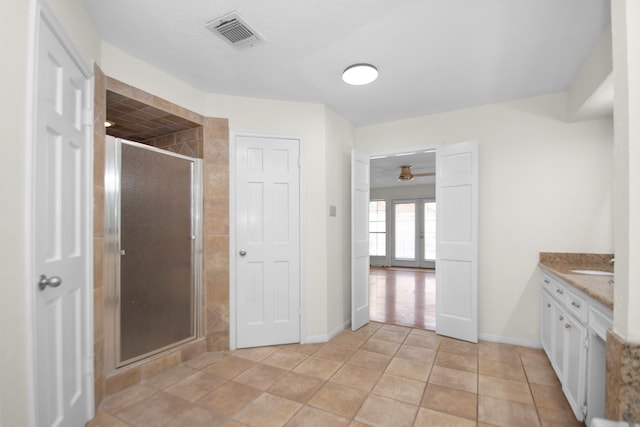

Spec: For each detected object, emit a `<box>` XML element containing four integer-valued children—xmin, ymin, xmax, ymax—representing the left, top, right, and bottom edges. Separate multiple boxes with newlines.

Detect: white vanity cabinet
<box><xmin>540</xmin><ymin>270</ymin><xmax>612</xmax><ymax>425</ymax></box>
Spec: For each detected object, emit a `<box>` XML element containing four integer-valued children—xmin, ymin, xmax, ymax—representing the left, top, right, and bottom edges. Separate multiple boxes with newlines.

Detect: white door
<box><xmin>235</xmin><ymin>135</ymin><xmax>301</xmax><ymax>348</ymax></box>
<box><xmin>435</xmin><ymin>141</ymin><xmax>478</xmax><ymax>343</ymax></box>
<box><xmin>351</xmin><ymin>150</ymin><xmax>370</xmax><ymax>331</ymax></box>
<box><xmin>33</xmin><ymin>10</ymin><xmax>93</xmax><ymax>427</ymax></box>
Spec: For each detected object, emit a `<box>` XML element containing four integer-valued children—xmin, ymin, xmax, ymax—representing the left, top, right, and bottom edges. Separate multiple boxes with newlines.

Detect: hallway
<box><xmin>370</xmin><ymin>267</ymin><xmax>435</xmax><ymax>330</ymax></box>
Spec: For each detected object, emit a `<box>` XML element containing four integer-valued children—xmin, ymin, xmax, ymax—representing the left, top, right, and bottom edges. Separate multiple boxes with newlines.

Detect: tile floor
<box><xmin>369</xmin><ymin>267</ymin><xmax>435</xmax><ymax>330</ymax></box>
<box><xmin>88</xmin><ymin>323</ymin><xmax>585</xmax><ymax>427</ymax></box>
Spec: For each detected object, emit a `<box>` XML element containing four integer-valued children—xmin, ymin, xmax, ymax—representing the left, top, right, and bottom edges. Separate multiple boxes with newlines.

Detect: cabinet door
<box><xmin>540</xmin><ymin>290</ymin><xmax>554</xmax><ymax>355</ymax></box>
<box><xmin>563</xmin><ymin>312</ymin><xmax>588</xmax><ymax>421</ymax></box>
<box><xmin>552</xmin><ymin>303</ymin><xmax>565</xmax><ymax>380</ymax></box>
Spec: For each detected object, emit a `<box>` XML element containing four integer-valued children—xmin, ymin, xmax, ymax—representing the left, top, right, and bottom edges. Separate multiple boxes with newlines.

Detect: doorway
<box><xmin>369</xmin><ymin>150</ymin><xmax>436</xmax><ymax>330</ymax></box>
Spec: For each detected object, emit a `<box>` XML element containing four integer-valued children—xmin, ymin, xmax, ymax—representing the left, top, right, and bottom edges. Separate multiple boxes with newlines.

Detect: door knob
<box><xmin>38</xmin><ymin>274</ymin><xmax>62</xmax><ymax>291</ymax></box>
<box><xmin>239</xmin><ymin>250</ymin><xmax>247</xmax><ymax>256</ymax></box>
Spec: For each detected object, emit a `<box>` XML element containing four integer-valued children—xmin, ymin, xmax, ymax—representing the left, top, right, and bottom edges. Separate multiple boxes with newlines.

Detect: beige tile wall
<box><xmin>93</xmin><ymin>71</ymin><xmax>230</xmax><ymax>405</ymax></box>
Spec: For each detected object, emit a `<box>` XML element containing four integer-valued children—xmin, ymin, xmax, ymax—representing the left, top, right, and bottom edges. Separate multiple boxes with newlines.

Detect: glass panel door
<box><xmin>119</xmin><ymin>141</ymin><xmax>196</xmax><ymax>364</ymax></box>
<box><xmin>393</xmin><ymin>201</ymin><xmax>417</xmax><ymax>266</ymax></box>
<box><xmin>422</xmin><ymin>201</ymin><xmax>436</xmax><ymax>267</ymax></box>
<box><xmin>391</xmin><ymin>199</ymin><xmax>436</xmax><ymax>268</ymax></box>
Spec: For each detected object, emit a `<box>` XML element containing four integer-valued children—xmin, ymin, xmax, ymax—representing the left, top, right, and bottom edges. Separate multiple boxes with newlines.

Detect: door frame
<box><xmin>229</xmin><ymin>131</ymin><xmax>306</xmax><ymax>350</ymax></box>
<box><xmin>26</xmin><ymin>1</ymin><xmax>95</xmax><ymax>424</ymax></box>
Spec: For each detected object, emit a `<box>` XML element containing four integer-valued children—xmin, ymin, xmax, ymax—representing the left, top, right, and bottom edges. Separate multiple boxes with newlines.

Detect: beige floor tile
<box><xmin>100</xmin><ymin>383</ymin><xmax>158</xmax><ymax>413</ymax></box>
<box><xmin>144</xmin><ymin>364</ymin><xmax>198</xmax><ymax>389</ymax></box>
<box><xmin>261</xmin><ymin>348</ymin><xmax>308</xmax><ymax>370</ymax></box>
<box><xmin>354</xmin><ymin>394</ymin><xmax>418</xmax><ymax>427</ymax></box>
<box><xmin>371</xmin><ymin>373</ymin><xmax>426</xmax><ymax>405</ymax></box>
<box><xmin>330</xmin><ymin>363</ymin><xmax>383</xmax><ymax>392</ymax></box>
<box><xmin>530</xmin><ymin>383</ymin><xmax>573</xmax><ymax>412</ymax></box>
<box><xmin>420</xmin><ymin>383</ymin><xmax>477</xmax><ymax>421</ymax></box>
<box><xmin>203</xmin><ymin>355</ymin><xmax>256</xmax><ymax>379</ymax></box>
<box><xmin>524</xmin><ymin>364</ymin><xmax>561</xmax><ymax>387</ymax></box>
<box><xmin>347</xmin><ymin>349</ymin><xmax>393</xmax><ymax>370</ymax></box>
<box><xmin>478</xmin><ymin>395</ymin><xmax>540</xmax><ymax>427</ymax></box>
<box><xmin>371</xmin><ymin>327</ymin><xmax>410</xmax><ymax>344</ymax></box>
<box><xmin>293</xmin><ymin>356</ymin><xmax>342</xmax><ymax>380</ymax></box>
<box><xmin>114</xmin><ymin>391</ymin><xmax>190</xmax><ymax>427</ymax></box>
<box><xmin>479</xmin><ymin>358</ymin><xmax>527</xmax><ymax>382</ymax></box>
<box><xmin>86</xmin><ymin>411</ymin><xmax>132</xmax><ymax>427</ymax></box>
<box><xmin>395</xmin><ymin>344</ymin><xmax>437</xmax><ymax>364</ymax></box>
<box><xmin>164</xmin><ymin>371</ymin><xmax>226</xmax><ymax>402</ymax></box>
<box><xmin>537</xmin><ymin>405</ymin><xmax>585</xmax><ymax>426</ymax></box>
<box><xmin>284</xmin><ymin>405</ymin><xmax>350</xmax><ymax>427</ymax></box>
<box><xmin>197</xmin><ymin>381</ymin><xmax>261</xmax><ymax>417</ymax></box>
<box><xmin>478</xmin><ymin>341</ymin><xmax>521</xmax><ymax>363</ymax></box>
<box><xmin>384</xmin><ymin>357</ymin><xmax>432</xmax><ymax>382</ymax></box>
<box><xmin>182</xmin><ymin>351</ymin><xmax>225</xmax><ymax>370</ymax></box>
<box><xmin>518</xmin><ymin>347</ymin><xmax>553</xmax><ymax>369</ymax></box>
<box><xmin>268</xmin><ymin>371</ymin><xmax>324</xmax><ymax>403</ymax></box>
<box><xmin>413</xmin><ymin>407</ymin><xmax>476</xmax><ymax>427</ymax></box>
<box><xmin>349</xmin><ymin>421</ymin><xmax>373</xmax><ymax>427</ymax></box>
<box><xmin>308</xmin><ymin>381</ymin><xmax>369</xmax><ymax>418</ymax></box>
<box><xmin>360</xmin><ymin>338</ymin><xmax>401</xmax><ymax>355</ymax></box>
<box><xmin>428</xmin><ymin>365</ymin><xmax>477</xmax><ymax>393</ymax></box>
<box><xmin>403</xmin><ymin>333</ymin><xmax>442</xmax><ymax>350</ymax></box>
<box><xmin>233</xmin><ymin>363</ymin><xmax>288</xmax><ymax>390</ymax></box>
<box><xmin>281</xmin><ymin>342</ymin><xmax>325</xmax><ymax>355</ymax></box>
<box><xmin>330</xmin><ymin>331</ymin><xmax>369</xmax><ymax>348</ymax></box>
<box><xmin>434</xmin><ymin>351</ymin><xmax>478</xmax><ymax>373</ymax></box>
<box><xmin>162</xmin><ymin>405</ymin><xmax>229</xmax><ymax>427</ymax></box>
<box><xmin>439</xmin><ymin>338</ymin><xmax>478</xmax><ymax>357</ymax></box>
<box><xmin>478</xmin><ymin>374</ymin><xmax>533</xmax><ymax>404</ymax></box>
<box><xmin>233</xmin><ymin>392</ymin><xmax>302</xmax><ymax>427</ymax></box>
<box><xmin>232</xmin><ymin>346</ymin><xmax>279</xmax><ymax>362</ymax></box>
<box><xmin>314</xmin><ymin>342</ymin><xmax>358</xmax><ymax>362</ymax></box>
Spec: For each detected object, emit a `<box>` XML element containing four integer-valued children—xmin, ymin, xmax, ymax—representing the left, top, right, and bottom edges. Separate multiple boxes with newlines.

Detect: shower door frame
<box><xmin>104</xmin><ymin>136</ymin><xmax>203</xmax><ymax>372</ymax></box>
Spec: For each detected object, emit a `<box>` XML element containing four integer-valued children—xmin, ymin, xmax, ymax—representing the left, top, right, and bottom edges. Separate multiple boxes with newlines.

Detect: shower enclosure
<box><xmin>105</xmin><ymin>136</ymin><xmax>202</xmax><ymax>369</ymax></box>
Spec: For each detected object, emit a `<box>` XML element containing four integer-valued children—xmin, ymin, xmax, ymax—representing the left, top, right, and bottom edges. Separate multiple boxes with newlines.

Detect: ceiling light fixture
<box><xmin>342</xmin><ymin>63</ymin><xmax>378</xmax><ymax>85</ymax></box>
<box><xmin>104</xmin><ymin>120</ymin><xmax>114</xmax><ymax>128</ymax></box>
<box><xmin>398</xmin><ymin>165</ymin><xmax>414</xmax><ymax>181</ymax></box>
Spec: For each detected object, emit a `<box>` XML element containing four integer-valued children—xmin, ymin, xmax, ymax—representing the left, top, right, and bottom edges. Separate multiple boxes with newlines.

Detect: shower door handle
<box><xmin>239</xmin><ymin>250</ymin><xmax>247</xmax><ymax>256</ymax></box>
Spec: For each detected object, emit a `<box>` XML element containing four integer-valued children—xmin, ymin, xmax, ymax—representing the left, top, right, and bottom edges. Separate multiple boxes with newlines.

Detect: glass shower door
<box><xmin>119</xmin><ymin>141</ymin><xmax>196</xmax><ymax>364</ymax></box>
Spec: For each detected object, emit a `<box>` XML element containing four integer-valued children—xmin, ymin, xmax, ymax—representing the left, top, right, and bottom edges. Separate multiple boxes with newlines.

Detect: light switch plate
<box><xmin>329</xmin><ymin>205</ymin><xmax>337</xmax><ymax>217</ymax></box>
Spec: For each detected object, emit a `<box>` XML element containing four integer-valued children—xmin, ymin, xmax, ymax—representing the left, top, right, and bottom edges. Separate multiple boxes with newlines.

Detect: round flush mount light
<box><xmin>342</xmin><ymin>63</ymin><xmax>378</xmax><ymax>85</ymax></box>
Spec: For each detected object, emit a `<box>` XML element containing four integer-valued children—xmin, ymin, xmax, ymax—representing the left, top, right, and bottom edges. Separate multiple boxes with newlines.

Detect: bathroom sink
<box><xmin>570</xmin><ymin>269</ymin><xmax>614</xmax><ymax>276</ymax></box>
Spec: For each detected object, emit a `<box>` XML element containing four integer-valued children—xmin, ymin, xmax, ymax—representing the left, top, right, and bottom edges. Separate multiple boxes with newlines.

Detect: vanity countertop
<box><xmin>539</xmin><ymin>252</ymin><xmax>614</xmax><ymax>310</ymax></box>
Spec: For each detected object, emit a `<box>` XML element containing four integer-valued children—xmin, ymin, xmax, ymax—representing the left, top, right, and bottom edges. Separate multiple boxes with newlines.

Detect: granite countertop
<box><xmin>539</xmin><ymin>252</ymin><xmax>614</xmax><ymax>310</ymax></box>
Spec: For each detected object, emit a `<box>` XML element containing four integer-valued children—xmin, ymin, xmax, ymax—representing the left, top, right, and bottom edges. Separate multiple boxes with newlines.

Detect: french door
<box><xmin>392</xmin><ymin>199</ymin><xmax>436</xmax><ymax>268</ymax></box>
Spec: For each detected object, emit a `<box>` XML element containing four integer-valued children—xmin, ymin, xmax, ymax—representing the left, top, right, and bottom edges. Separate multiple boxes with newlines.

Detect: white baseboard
<box><xmin>304</xmin><ymin>319</ymin><xmax>351</xmax><ymax>344</ymax></box>
<box><xmin>479</xmin><ymin>333</ymin><xmax>541</xmax><ymax>349</ymax></box>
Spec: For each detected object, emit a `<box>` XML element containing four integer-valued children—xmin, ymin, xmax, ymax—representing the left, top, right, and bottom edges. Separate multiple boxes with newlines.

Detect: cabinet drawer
<box><xmin>565</xmin><ymin>288</ymin><xmax>587</xmax><ymax>323</ymax></box>
<box><xmin>542</xmin><ymin>273</ymin><xmax>567</xmax><ymax>303</ymax></box>
<box><xmin>589</xmin><ymin>306</ymin><xmax>612</xmax><ymax>341</ymax></box>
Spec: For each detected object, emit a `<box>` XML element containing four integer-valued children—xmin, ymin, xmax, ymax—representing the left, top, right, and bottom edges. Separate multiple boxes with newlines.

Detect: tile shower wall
<box><xmin>93</xmin><ymin>71</ymin><xmax>230</xmax><ymax>406</ymax></box>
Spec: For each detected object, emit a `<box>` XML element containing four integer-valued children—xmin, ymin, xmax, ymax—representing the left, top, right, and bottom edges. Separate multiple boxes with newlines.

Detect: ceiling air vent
<box><xmin>206</xmin><ymin>11</ymin><xmax>264</xmax><ymax>49</ymax></box>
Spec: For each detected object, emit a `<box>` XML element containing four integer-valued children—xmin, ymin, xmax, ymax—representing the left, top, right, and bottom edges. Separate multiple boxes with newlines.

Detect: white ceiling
<box><xmin>84</xmin><ymin>0</ymin><xmax>611</xmax><ymax>127</ymax></box>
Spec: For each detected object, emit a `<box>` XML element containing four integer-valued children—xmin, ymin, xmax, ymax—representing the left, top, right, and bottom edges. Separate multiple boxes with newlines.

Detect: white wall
<box><xmin>324</xmin><ymin>107</ymin><xmax>356</xmax><ymax>335</ymax></box>
<box><xmin>45</xmin><ymin>0</ymin><xmax>100</xmax><ymax>67</ymax></box>
<box><xmin>611</xmin><ymin>0</ymin><xmax>640</xmax><ymax>342</ymax></box>
<box><xmin>1</xmin><ymin>1</ymin><xmax>33</xmax><ymax>424</ymax></box>
<box><xmin>356</xmin><ymin>92</ymin><xmax>614</xmax><ymax>345</ymax></box>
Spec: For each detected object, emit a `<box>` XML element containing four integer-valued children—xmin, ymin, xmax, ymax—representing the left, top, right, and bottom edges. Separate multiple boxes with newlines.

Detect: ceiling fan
<box><xmin>398</xmin><ymin>165</ymin><xmax>435</xmax><ymax>181</ymax></box>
